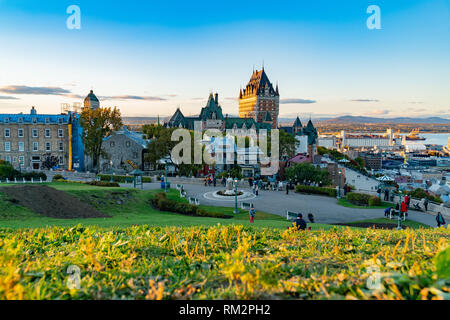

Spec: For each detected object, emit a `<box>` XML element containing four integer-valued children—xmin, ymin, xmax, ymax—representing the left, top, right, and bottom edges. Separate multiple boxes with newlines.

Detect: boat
<box><xmin>405</xmin><ymin>128</ymin><xmax>426</xmax><ymax>141</ymax></box>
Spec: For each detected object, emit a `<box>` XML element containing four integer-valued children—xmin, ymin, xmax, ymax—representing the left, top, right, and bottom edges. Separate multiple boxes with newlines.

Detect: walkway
<box><xmin>123</xmin><ymin>182</ymin><xmax>438</xmax><ymax>227</ymax></box>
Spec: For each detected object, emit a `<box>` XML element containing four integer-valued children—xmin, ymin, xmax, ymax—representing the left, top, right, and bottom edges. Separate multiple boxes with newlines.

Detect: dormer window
<box><xmin>32</xmin><ymin>118</ymin><xmax>37</xmax><ymax>124</ymax></box>
<box><xmin>45</xmin><ymin>118</ymin><xmax>50</xmax><ymax>124</ymax></box>
<box><xmin>18</xmin><ymin>118</ymin><xmax>23</xmax><ymax>123</ymax></box>
<box><xmin>4</xmin><ymin>118</ymin><xmax>9</xmax><ymax>124</ymax></box>
<box><xmin>58</xmin><ymin>118</ymin><xmax>63</xmax><ymax>124</ymax></box>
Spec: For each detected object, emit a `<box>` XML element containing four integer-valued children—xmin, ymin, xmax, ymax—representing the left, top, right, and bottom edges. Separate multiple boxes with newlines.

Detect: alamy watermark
<box><xmin>366</xmin><ymin>265</ymin><xmax>382</xmax><ymax>290</ymax></box>
<box><xmin>66</xmin><ymin>5</ymin><xmax>81</xmax><ymax>30</ymax></box>
<box><xmin>170</xmin><ymin>122</ymin><xmax>280</xmax><ymax>175</ymax></box>
<box><xmin>367</xmin><ymin>5</ymin><xmax>381</xmax><ymax>30</ymax></box>
<box><xmin>66</xmin><ymin>265</ymin><xmax>81</xmax><ymax>290</ymax></box>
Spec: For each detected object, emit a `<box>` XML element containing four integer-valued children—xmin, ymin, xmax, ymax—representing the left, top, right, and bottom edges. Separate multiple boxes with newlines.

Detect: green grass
<box><xmin>0</xmin><ymin>183</ymin><xmax>336</xmax><ymax>230</ymax></box>
<box><xmin>338</xmin><ymin>198</ymin><xmax>392</xmax><ymax>209</ymax></box>
<box><xmin>346</xmin><ymin>218</ymin><xmax>431</xmax><ymax>230</ymax></box>
<box><xmin>1</xmin><ymin>224</ymin><xmax>448</xmax><ymax>300</ymax></box>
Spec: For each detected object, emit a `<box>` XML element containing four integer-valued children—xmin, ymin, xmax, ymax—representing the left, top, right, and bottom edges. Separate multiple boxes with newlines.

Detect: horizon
<box><xmin>0</xmin><ymin>0</ymin><xmax>449</xmax><ymax>119</ymax></box>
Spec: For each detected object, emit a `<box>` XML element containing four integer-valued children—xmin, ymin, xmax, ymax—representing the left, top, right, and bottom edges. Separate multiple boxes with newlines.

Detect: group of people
<box><xmin>204</xmin><ymin>175</ymin><xmax>217</xmax><ymax>187</ymax></box>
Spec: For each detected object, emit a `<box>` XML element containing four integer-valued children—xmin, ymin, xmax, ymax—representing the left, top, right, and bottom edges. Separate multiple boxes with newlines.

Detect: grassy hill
<box><xmin>0</xmin><ymin>224</ymin><xmax>448</xmax><ymax>300</ymax></box>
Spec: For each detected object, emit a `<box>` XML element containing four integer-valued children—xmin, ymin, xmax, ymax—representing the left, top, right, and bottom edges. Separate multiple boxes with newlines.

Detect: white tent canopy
<box><xmin>377</xmin><ymin>175</ymin><xmax>395</xmax><ymax>182</ymax></box>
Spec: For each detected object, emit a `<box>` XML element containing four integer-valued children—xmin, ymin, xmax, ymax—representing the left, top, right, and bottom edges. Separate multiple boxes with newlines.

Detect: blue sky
<box><xmin>0</xmin><ymin>0</ymin><xmax>449</xmax><ymax>119</ymax></box>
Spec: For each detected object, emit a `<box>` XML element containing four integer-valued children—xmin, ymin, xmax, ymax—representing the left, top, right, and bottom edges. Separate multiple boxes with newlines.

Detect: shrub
<box><xmin>346</xmin><ymin>192</ymin><xmax>377</xmax><ymax>206</ymax></box>
<box><xmin>151</xmin><ymin>192</ymin><xmax>233</xmax><ymax>219</ymax></box>
<box><xmin>20</xmin><ymin>172</ymin><xmax>47</xmax><ymax>182</ymax></box>
<box><xmin>52</xmin><ymin>174</ymin><xmax>65</xmax><ymax>181</ymax></box>
<box><xmin>295</xmin><ymin>185</ymin><xmax>337</xmax><ymax>197</ymax></box>
<box><xmin>87</xmin><ymin>181</ymin><xmax>120</xmax><ymax>187</ymax></box>
<box><xmin>408</xmin><ymin>188</ymin><xmax>443</xmax><ymax>204</ymax></box>
<box><xmin>368</xmin><ymin>196</ymin><xmax>381</xmax><ymax>207</ymax></box>
<box><xmin>97</xmin><ymin>174</ymin><xmax>151</xmax><ymax>183</ymax></box>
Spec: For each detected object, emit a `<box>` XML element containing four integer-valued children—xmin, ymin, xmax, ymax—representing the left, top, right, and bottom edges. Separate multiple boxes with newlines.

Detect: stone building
<box><xmin>239</xmin><ymin>68</ymin><xmax>280</xmax><ymax>129</ymax></box>
<box><xmin>0</xmin><ymin>106</ymin><xmax>84</xmax><ymax>171</ymax></box>
<box><xmin>100</xmin><ymin>127</ymin><xmax>151</xmax><ymax>174</ymax></box>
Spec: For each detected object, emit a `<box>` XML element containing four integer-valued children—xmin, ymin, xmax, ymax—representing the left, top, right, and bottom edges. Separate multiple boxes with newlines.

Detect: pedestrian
<box><xmin>286</xmin><ymin>184</ymin><xmax>289</xmax><ymax>195</ymax></box>
<box><xmin>436</xmin><ymin>212</ymin><xmax>446</xmax><ymax>227</ymax></box>
<box><xmin>248</xmin><ymin>177</ymin><xmax>253</xmax><ymax>187</ymax></box>
<box><xmin>292</xmin><ymin>213</ymin><xmax>307</xmax><ymax>231</ymax></box>
<box><xmin>222</xmin><ymin>176</ymin><xmax>226</xmax><ymax>187</ymax></box>
<box><xmin>401</xmin><ymin>200</ymin><xmax>408</xmax><ymax>220</ymax></box>
<box><xmin>343</xmin><ymin>184</ymin><xmax>348</xmax><ymax>196</ymax></box>
<box><xmin>252</xmin><ymin>183</ymin><xmax>256</xmax><ymax>195</ymax></box>
<box><xmin>384</xmin><ymin>189</ymin><xmax>389</xmax><ymax>201</ymax></box>
<box><xmin>255</xmin><ymin>185</ymin><xmax>259</xmax><ymax>196</ymax></box>
<box><xmin>204</xmin><ymin>177</ymin><xmax>208</xmax><ymax>186</ymax></box>
<box><xmin>249</xmin><ymin>205</ymin><xmax>256</xmax><ymax>223</ymax></box>
<box><xmin>424</xmin><ymin>197</ymin><xmax>429</xmax><ymax>212</ymax></box>
<box><xmin>405</xmin><ymin>194</ymin><xmax>410</xmax><ymax>208</ymax></box>
<box><xmin>213</xmin><ymin>176</ymin><xmax>217</xmax><ymax>187</ymax></box>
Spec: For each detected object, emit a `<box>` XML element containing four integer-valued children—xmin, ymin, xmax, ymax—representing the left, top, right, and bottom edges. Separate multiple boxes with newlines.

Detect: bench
<box><xmin>241</xmin><ymin>202</ymin><xmax>253</xmax><ymax>210</ymax></box>
<box><xmin>286</xmin><ymin>211</ymin><xmax>298</xmax><ymax>221</ymax></box>
<box><xmin>176</xmin><ymin>184</ymin><xmax>183</xmax><ymax>190</ymax></box>
<box><xmin>189</xmin><ymin>197</ymin><xmax>200</xmax><ymax>205</ymax></box>
<box><xmin>179</xmin><ymin>190</ymin><xmax>187</xmax><ymax>198</ymax></box>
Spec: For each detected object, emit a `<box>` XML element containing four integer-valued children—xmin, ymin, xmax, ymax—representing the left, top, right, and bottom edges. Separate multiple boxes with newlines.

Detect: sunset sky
<box><xmin>0</xmin><ymin>0</ymin><xmax>449</xmax><ymax>119</ymax></box>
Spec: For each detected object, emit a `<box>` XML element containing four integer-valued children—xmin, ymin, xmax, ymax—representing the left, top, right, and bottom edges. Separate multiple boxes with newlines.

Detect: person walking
<box><xmin>286</xmin><ymin>183</ymin><xmax>289</xmax><ymax>195</ymax></box>
<box><xmin>213</xmin><ymin>176</ymin><xmax>217</xmax><ymax>187</ymax></box>
<box><xmin>424</xmin><ymin>197</ymin><xmax>429</xmax><ymax>212</ymax></box>
<box><xmin>255</xmin><ymin>185</ymin><xmax>259</xmax><ymax>196</ymax></box>
<box><xmin>384</xmin><ymin>189</ymin><xmax>390</xmax><ymax>201</ymax></box>
<box><xmin>436</xmin><ymin>212</ymin><xmax>446</xmax><ymax>228</ymax></box>
<box><xmin>401</xmin><ymin>200</ymin><xmax>408</xmax><ymax>220</ymax></box>
<box><xmin>405</xmin><ymin>194</ymin><xmax>410</xmax><ymax>208</ymax></box>
<box><xmin>249</xmin><ymin>205</ymin><xmax>256</xmax><ymax>224</ymax></box>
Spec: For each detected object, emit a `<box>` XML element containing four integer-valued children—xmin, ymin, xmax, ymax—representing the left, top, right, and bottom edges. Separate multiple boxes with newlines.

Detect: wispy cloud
<box><xmin>0</xmin><ymin>96</ymin><xmax>19</xmax><ymax>100</ymax></box>
<box><xmin>0</xmin><ymin>85</ymin><xmax>71</xmax><ymax>95</ymax></box>
<box><xmin>280</xmin><ymin>98</ymin><xmax>317</xmax><ymax>104</ymax></box>
<box><xmin>101</xmin><ymin>95</ymin><xmax>168</xmax><ymax>101</ymax></box>
<box><xmin>350</xmin><ymin>99</ymin><xmax>380</xmax><ymax>102</ymax></box>
<box><xmin>367</xmin><ymin>109</ymin><xmax>390</xmax><ymax>115</ymax></box>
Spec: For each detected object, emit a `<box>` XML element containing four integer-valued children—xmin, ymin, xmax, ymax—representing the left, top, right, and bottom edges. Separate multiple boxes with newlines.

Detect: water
<box><xmin>420</xmin><ymin>133</ymin><xmax>450</xmax><ymax>146</ymax></box>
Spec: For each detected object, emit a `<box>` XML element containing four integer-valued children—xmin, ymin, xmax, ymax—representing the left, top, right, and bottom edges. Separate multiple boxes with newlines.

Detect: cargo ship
<box><xmin>405</xmin><ymin>129</ymin><xmax>426</xmax><ymax>141</ymax></box>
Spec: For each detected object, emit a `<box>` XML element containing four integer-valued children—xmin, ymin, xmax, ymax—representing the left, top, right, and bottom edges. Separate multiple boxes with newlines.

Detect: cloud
<box><xmin>280</xmin><ymin>98</ymin><xmax>317</xmax><ymax>104</ymax></box>
<box><xmin>368</xmin><ymin>109</ymin><xmax>390</xmax><ymax>115</ymax></box>
<box><xmin>0</xmin><ymin>85</ymin><xmax>71</xmax><ymax>95</ymax></box>
<box><xmin>350</xmin><ymin>99</ymin><xmax>380</xmax><ymax>102</ymax></box>
<box><xmin>101</xmin><ymin>95</ymin><xmax>168</xmax><ymax>101</ymax></box>
<box><xmin>0</xmin><ymin>96</ymin><xmax>19</xmax><ymax>100</ymax></box>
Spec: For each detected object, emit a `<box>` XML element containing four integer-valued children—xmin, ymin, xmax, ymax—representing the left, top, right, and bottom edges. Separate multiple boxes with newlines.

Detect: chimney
<box><xmin>214</xmin><ymin>93</ymin><xmax>218</xmax><ymax>105</ymax></box>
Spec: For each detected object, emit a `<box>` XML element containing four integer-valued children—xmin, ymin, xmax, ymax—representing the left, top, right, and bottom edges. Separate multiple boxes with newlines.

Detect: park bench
<box><xmin>176</xmin><ymin>184</ymin><xmax>182</xmax><ymax>190</ymax></box>
<box><xmin>179</xmin><ymin>190</ymin><xmax>187</xmax><ymax>198</ymax></box>
<box><xmin>241</xmin><ymin>202</ymin><xmax>253</xmax><ymax>210</ymax></box>
<box><xmin>286</xmin><ymin>211</ymin><xmax>298</xmax><ymax>221</ymax></box>
<box><xmin>189</xmin><ymin>197</ymin><xmax>200</xmax><ymax>205</ymax></box>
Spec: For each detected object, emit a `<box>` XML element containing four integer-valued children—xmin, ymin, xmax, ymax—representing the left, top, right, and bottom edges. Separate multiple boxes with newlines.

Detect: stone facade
<box><xmin>100</xmin><ymin>128</ymin><xmax>151</xmax><ymax>174</ymax></box>
<box><xmin>0</xmin><ymin>107</ymin><xmax>72</xmax><ymax>170</ymax></box>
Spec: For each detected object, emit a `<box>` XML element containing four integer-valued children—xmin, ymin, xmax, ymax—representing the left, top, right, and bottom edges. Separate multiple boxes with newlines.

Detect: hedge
<box><xmin>347</xmin><ymin>192</ymin><xmax>381</xmax><ymax>207</ymax></box>
<box><xmin>151</xmin><ymin>192</ymin><xmax>233</xmax><ymax>219</ymax></box>
<box><xmin>97</xmin><ymin>174</ymin><xmax>152</xmax><ymax>183</ymax></box>
<box><xmin>295</xmin><ymin>185</ymin><xmax>337</xmax><ymax>197</ymax></box>
<box><xmin>54</xmin><ymin>179</ymin><xmax>120</xmax><ymax>187</ymax></box>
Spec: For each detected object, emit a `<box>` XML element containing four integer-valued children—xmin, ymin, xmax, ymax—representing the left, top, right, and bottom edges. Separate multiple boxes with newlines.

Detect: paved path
<box><xmin>123</xmin><ymin>182</ymin><xmax>438</xmax><ymax>227</ymax></box>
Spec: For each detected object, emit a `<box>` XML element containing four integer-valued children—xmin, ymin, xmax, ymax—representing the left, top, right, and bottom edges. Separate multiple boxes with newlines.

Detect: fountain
<box><xmin>203</xmin><ymin>176</ymin><xmax>255</xmax><ymax>202</ymax></box>
<box><xmin>224</xmin><ymin>177</ymin><xmax>235</xmax><ymax>196</ymax></box>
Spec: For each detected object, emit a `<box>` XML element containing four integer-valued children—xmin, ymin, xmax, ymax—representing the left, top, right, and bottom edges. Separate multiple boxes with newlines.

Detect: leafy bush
<box><xmin>408</xmin><ymin>188</ymin><xmax>443</xmax><ymax>204</ymax></box>
<box><xmin>97</xmin><ymin>174</ymin><xmax>151</xmax><ymax>183</ymax></box>
<box><xmin>20</xmin><ymin>172</ymin><xmax>47</xmax><ymax>182</ymax></box>
<box><xmin>52</xmin><ymin>174</ymin><xmax>65</xmax><ymax>181</ymax></box>
<box><xmin>151</xmin><ymin>192</ymin><xmax>233</xmax><ymax>219</ymax></box>
<box><xmin>368</xmin><ymin>196</ymin><xmax>381</xmax><ymax>207</ymax></box>
<box><xmin>295</xmin><ymin>185</ymin><xmax>337</xmax><ymax>197</ymax></box>
<box><xmin>346</xmin><ymin>193</ymin><xmax>382</xmax><ymax>207</ymax></box>
<box><xmin>286</xmin><ymin>162</ymin><xmax>331</xmax><ymax>186</ymax></box>
<box><xmin>87</xmin><ymin>181</ymin><xmax>120</xmax><ymax>187</ymax></box>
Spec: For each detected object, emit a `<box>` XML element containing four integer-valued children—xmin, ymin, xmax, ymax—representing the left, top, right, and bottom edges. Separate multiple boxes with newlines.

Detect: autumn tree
<box><xmin>80</xmin><ymin>107</ymin><xmax>123</xmax><ymax>173</ymax></box>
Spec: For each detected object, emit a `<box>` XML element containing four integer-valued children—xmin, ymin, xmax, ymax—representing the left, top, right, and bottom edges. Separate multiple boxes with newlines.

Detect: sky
<box><xmin>0</xmin><ymin>0</ymin><xmax>449</xmax><ymax>120</ymax></box>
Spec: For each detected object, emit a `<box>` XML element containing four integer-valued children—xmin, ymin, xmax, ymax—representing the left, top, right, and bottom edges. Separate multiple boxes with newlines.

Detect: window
<box><xmin>18</xmin><ymin>117</ymin><xmax>23</xmax><ymax>123</ymax></box>
<box><xmin>32</xmin><ymin>129</ymin><xmax>38</xmax><ymax>138</ymax></box>
<box><xmin>19</xmin><ymin>156</ymin><xmax>24</xmax><ymax>165</ymax></box>
<box><xmin>4</xmin><ymin>142</ymin><xmax>11</xmax><ymax>152</ymax></box>
<box><xmin>19</xmin><ymin>142</ymin><xmax>24</xmax><ymax>152</ymax></box>
<box><xmin>13</xmin><ymin>157</ymin><xmax>17</xmax><ymax>163</ymax></box>
<box><xmin>59</xmin><ymin>156</ymin><xmax>64</xmax><ymax>165</ymax></box>
<box><xmin>45</xmin><ymin>129</ymin><xmax>51</xmax><ymax>138</ymax></box>
<box><xmin>58</xmin><ymin>129</ymin><xmax>64</xmax><ymax>138</ymax></box>
<box><xmin>4</xmin><ymin>128</ymin><xmax>10</xmax><ymax>138</ymax></box>
<box><xmin>5</xmin><ymin>156</ymin><xmax>11</xmax><ymax>164</ymax></box>
<box><xmin>59</xmin><ymin>142</ymin><xmax>64</xmax><ymax>152</ymax></box>
<box><xmin>33</xmin><ymin>142</ymin><xmax>39</xmax><ymax>152</ymax></box>
<box><xmin>32</xmin><ymin>118</ymin><xmax>37</xmax><ymax>124</ymax></box>
<box><xmin>4</xmin><ymin>118</ymin><xmax>9</xmax><ymax>124</ymax></box>
<box><xmin>58</xmin><ymin>118</ymin><xmax>63</xmax><ymax>124</ymax></box>
<box><xmin>46</xmin><ymin>142</ymin><xmax>51</xmax><ymax>152</ymax></box>
<box><xmin>18</xmin><ymin>128</ymin><xmax>24</xmax><ymax>138</ymax></box>
<box><xmin>45</xmin><ymin>118</ymin><xmax>50</xmax><ymax>124</ymax></box>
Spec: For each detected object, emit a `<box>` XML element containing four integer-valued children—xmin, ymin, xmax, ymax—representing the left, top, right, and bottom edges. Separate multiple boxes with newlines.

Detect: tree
<box><xmin>145</xmin><ymin>127</ymin><xmax>177</xmax><ymax>169</ymax></box>
<box><xmin>41</xmin><ymin>154</ymin><xmax>59</xmax><ymax>170</ymax></box>
<box><xmin>285</xmin><ymin>162</ymin><xmax>331</xmax><ymax>186</ymax></box>
<box><xmin>80</xmin><ymin>107</ymin><xmax>123</xmax><ymax>173</ymax></box>
<box><xmin>279</xmin><ymin>130</ymin><xmax>298</xmax><ymax>159</ymax></box>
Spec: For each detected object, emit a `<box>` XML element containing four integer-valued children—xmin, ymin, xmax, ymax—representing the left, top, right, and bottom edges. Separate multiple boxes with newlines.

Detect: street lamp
<box><xmin>233</xmin><ymin>177</ymin><xmax>239</xmax><ymax>214</ymax></box>
<box><xmin>164</xmin><ymin>162</ymin><xmax>168</xmax><ymax>193</ymax></box>
<box><xmin>397</xmin><ymin>202</ymin><xmax>402</xmax><ymax>230</ymax></box>
<box><xmin>338</xmin><ymin>169</ymin><xmax>342</xmax><ymax>198</ymax></box>
<box><xmin>110</xmin><ymin>160</ymin><xmax>114</xmax><ymax>183</ymax></box>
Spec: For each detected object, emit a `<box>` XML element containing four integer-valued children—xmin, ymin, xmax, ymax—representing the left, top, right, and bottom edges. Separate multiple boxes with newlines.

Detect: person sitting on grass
<box><xmin>293</xmin><ymin>213</ymin><xmax>307</xmax><ymax>231</ymax></box>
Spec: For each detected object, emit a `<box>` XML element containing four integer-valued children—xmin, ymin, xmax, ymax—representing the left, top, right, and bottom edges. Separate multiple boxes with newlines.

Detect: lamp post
<box><xmin>338</xmin><ymin>169</ymin><xmax>342</xmax><ymax>198</ymax></box>
<box><xmin>234</xmin><ymin>178</ymin><xmax>239</xmax><ymax>214</ymax></box>
<box><xmin>110</xmin><ymin>160</ymin><xmax>114</xmax><ymax>183</ymax></box>
<box><xmin>397</xmin><ymin>202</ymin><xmax>402</xmax><ymax>230</ymax></box>
<box><xmin>164</xmin><ymin>162</ymin><xmax>168</xmax><ymax>193</ymax></box>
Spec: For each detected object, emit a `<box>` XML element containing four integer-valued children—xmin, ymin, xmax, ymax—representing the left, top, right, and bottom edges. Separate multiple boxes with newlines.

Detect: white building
<box><xmin>341</xmin><ymin>129</ymin><xmax>395</xmax><ymax>148</ymax></box>
<box><xmin>318</xmin><ymin>136</ymin><xmax>337</xmax><ymax>149</ymax></box>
